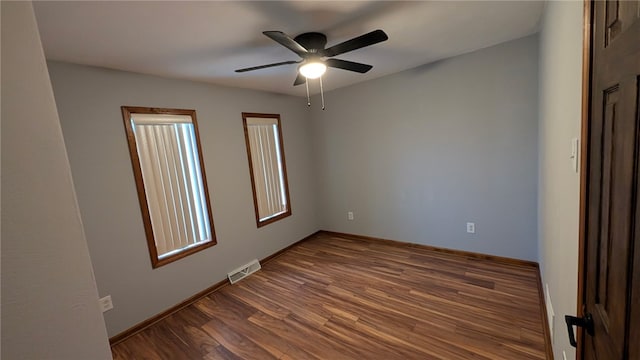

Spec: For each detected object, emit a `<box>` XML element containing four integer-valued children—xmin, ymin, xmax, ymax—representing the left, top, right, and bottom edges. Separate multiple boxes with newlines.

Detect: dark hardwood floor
<box><xmin>111</xmin><ymin>233</ymin><xmax>548</xmax><ymax>359</ymax></box>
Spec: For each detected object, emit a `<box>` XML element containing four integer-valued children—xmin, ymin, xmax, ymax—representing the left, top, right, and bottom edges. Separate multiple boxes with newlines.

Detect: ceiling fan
<box><xmin>235</xmin><ymin>29</ymin><xmax>389</xmax><ymax>86</ymax></box>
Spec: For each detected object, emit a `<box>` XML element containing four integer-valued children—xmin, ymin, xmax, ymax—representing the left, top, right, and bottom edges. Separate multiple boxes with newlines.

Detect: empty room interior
<box><xmin>4</xmin><ymin>1</ymin><xmax>640</xmax><ymax>359</ymax></box>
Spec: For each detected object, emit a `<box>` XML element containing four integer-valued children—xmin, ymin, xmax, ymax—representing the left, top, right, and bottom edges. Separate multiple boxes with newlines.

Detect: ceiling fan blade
<box><xmin>263</xmin><ymin>31</ymin><xmax>309</xmax><ymax>56</ymax></box>
<box><xmin>326</xmin><ymin>59</ymin><xmax>373</xmax><ymax>73</ymax></box>
<box><xmin>322</xmin><ymin>29</ymin><xmax>388</xmax><ymax>58</ymax></box>
<box><xmin>235</xmin><ymin>60</ymin><xmax>300</xmax><ymax>73</ymax></box>
<box><xmin>293</xmin><ymin>73</ymin><xmax>306</xmax><ymax>86</ymax></box>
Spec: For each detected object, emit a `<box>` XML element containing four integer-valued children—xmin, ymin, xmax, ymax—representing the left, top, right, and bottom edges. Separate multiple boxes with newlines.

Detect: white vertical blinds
<box><xmin>131</xmin><ymin>113</ymin><xmax>211</xmax><ymax>258</ymax></box>
<box><xmin>246</xmin><ymin>117</ymin><xmax>287</xmax><ymax>220</ymax></box>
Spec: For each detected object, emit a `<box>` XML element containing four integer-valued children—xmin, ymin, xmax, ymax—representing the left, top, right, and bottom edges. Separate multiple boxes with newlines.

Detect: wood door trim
<box><xmin>577</xmin><ymin>0</ymin><xmax>593</xmax><ymax>358</ymax></box>
<box><xmin>108</xmin><ymin>230</ymin><xmax>322</xmax><ymax>346</ymax></box>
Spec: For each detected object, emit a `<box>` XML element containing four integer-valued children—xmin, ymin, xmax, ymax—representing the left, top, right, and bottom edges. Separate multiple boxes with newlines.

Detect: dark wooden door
<box><xmin>582</xmin><ymin>1</ymin><xmax>640</xmax><ymax>359</ymax></box>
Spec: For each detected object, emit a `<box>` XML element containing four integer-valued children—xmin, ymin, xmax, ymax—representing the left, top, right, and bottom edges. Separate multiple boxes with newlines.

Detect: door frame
<box><xmin>576</xmin><ymin>0</ymin><xmax>593</xmax><ymax>359</ymax></box>
<box><xmin>576</xmin><ymin>0</ymin><xmax>592</xmax><ymax>358</ymax></box>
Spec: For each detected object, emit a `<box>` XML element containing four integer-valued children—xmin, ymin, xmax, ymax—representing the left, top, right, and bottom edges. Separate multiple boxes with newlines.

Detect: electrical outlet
<box><xmin>466</xmin><ymin>222</ymin><xmax>475</xmax><ymax>233</ymax></box>
<box><xmin>347</xmin><ymin>211</ymin><xmax>354</xmax><ymax>221</ymax></box>
<box><xmin>99</xmin><ymin>295</ymin><xmax>113</xmax><ymax>313</ymax></box>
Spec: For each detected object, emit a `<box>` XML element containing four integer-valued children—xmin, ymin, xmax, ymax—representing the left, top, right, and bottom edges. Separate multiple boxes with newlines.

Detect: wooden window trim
<box><xmin>122</xmin><ymin>106</ymin><xmax>217</xmax><ymax>268</ymax></box>
<box><xmin>241</xmin><ymin>112</ymin><xmax>292</xmax><ymax>228</ymax></box>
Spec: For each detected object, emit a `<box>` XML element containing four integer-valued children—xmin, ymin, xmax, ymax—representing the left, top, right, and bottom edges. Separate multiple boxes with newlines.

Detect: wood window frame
<box><xmin>122</xmin><ymin>106</ymin><xmax>217</xmax><ymax>268</ymax></box>
<box><xmin>242</xmin><ymin>112</ymin><xmax>292</xmax><ymax>228</ymax></box>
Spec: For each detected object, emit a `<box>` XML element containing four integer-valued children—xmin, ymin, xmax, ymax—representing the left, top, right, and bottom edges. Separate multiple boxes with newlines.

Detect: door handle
<box><xmin>565</xmin><ymin>313</ymin><xmax>594</xmax><ymax>347</ymax></box>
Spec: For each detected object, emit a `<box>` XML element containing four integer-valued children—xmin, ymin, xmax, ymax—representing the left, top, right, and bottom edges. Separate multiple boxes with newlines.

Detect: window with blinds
<box><xmin>242</xmin><ymin>113</ymin><xmax>292</xmax><ymax>227</ymax></box>
<box><xmin>122</xmin><ymin>106</ymin><xmax>216</xmax><ymax>268</ymax></box>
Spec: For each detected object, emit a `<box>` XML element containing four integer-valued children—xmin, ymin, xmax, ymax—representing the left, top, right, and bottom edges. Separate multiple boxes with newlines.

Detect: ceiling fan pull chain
<box><xmin>320</xmin><ymin>76</ymin><xmax>325</xmax><ymax>111</ymax></box>
<box><xmin>305</xmin><ymin>80</ymin><xmax>311</xmax><ymax>107</ymax></box>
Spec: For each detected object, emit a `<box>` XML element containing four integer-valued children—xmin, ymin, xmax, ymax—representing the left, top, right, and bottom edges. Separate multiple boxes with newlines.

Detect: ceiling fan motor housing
<box><xmin>293</xmin><ymin>32</ymin><xmax>327</xmax><ymax>55</ymax></box>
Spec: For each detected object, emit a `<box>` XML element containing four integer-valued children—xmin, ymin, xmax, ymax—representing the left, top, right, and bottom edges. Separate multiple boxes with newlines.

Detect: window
<box><xmin>122</xmin><ymin>106</ymin><xmax>216</xmax><ymax>268</ymax></box>
<box><xmin>242</xmin><ymin>112</ymin><xmax>292</xmax><ymax>227</ymax></box>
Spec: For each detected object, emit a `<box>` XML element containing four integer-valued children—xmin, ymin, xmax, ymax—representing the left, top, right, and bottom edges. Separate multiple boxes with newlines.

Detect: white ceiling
<box><xmin>33</xmin><ymin>1</ymin><xmax>544</xmax><ymax>97</ymax></box>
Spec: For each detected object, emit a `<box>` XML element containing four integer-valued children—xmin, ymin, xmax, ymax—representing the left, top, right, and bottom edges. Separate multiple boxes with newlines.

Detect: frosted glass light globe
<box><xmin>299</xmin><ymin>62</ymin><xmax>326</xmax><ymax>79</ymax></box>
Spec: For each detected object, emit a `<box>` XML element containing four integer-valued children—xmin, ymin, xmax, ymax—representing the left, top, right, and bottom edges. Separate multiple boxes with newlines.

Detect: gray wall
<box><xmin>47</xmin><ymin>30</ymin><xmax>540</xmax><ymax>340</ymax></box>
<box><xmin>537</xmin><ymin>2</ymin><xmax>584</xmax><ymax>358</ymax></box>
<box><xmin>47</xmin><ymin>62</ymin><xmax>319</xmax><ymax>336</ymax></box>
<box><xmin>1</xmin><ymin>2</ymin><xmax>112</xmax><ymax>358</ymax></box>
<box><xmin>310</xmin><ymin>35</ymin><xmax>539</xmax><ymax>261</ymax></box>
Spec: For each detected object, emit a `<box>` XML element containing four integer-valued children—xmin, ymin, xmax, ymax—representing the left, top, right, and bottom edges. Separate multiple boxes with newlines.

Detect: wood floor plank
<box><xmin>111</xmin><ymin>233</ymin><xmax>548</xmax><ymax>359</ymax></box>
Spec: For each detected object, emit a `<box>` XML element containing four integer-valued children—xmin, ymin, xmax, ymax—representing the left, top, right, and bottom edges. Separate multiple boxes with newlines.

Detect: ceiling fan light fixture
<box><xmin>299</xmin><ymin>62</ymin><xmax>326</xmax><ymax>79</ymax></box>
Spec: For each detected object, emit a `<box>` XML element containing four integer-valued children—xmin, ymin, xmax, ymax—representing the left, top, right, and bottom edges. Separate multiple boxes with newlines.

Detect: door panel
<box><xmin>604</xmin><ymin>0</ymin><xmax>639</xmax><ymax>46</ymax></box>
<box><xmin>583</xmin><ymin>1</ymin><xmax>640</xmax><ymax>359</ymax></box>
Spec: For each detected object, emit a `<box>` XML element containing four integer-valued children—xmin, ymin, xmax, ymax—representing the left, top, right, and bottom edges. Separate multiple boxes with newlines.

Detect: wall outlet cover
<box><xmin>466</xmin><ymin>222</ymin><xmax>475</xmax><ymax>233</ymax></box>
<box><xmin>99</xmin><ymin>295</ymin><xmax>113</xmax><ymax>312</ymax></box>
